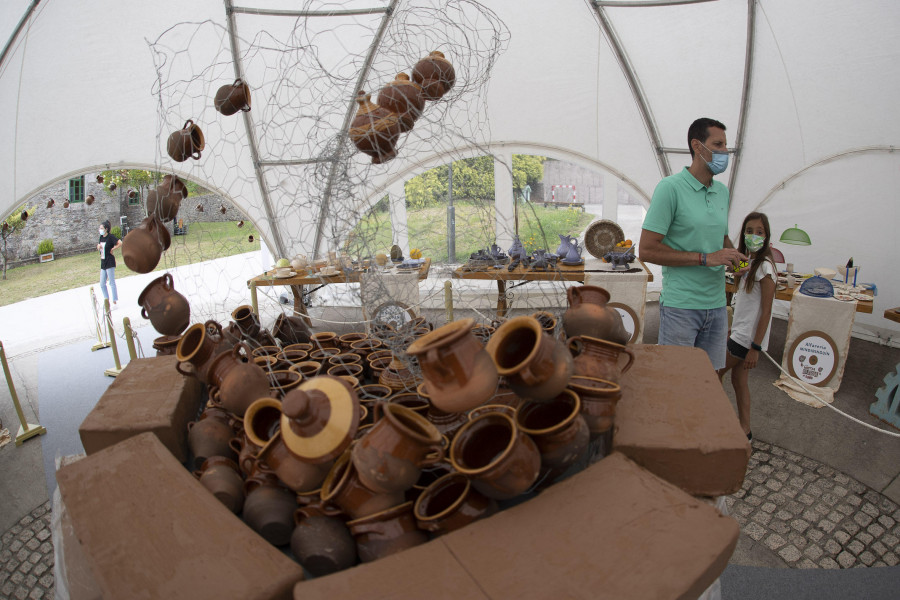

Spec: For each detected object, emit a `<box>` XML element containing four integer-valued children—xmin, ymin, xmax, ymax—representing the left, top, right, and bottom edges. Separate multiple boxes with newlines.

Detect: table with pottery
<box><xmin>248</xmin><ymin>258</ymin><xmax>432</xmax><ymax>326</ymax></box>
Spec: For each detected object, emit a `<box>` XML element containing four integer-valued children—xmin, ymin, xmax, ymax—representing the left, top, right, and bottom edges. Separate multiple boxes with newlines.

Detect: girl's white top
<box><xmin>731</xmin><ymin>258</ymin><xmax>777</xmax><ymax>351</ymax></box>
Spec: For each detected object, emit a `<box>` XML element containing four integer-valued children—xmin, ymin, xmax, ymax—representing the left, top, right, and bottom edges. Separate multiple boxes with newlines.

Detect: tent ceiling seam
<box><xmin>230</xmin><ymin>6</ymin><xmax>391</xmax><ymax>18</ymax></box>
<box><xmin>591</xmin><ymin>3</ymin><xmax>670</xmax><ymax>178</ymax></box>
<box><xmin>727</xmin><ymin>0</ymin><xmax>757</xmax><ymax>201</ymax></box>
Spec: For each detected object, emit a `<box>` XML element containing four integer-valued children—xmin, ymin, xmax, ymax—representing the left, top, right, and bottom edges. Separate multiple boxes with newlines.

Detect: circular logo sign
<box><xmin>787</xmin><ymin>331</ymin><xmax>839</xmax><ymax>387</ymax></box>
<box><xmin>608</xmin><ymin>302</ymin><xmax>639</xmax><ymax>345</ymax></box>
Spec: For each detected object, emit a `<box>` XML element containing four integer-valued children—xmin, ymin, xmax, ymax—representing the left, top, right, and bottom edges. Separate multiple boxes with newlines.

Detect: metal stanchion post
<box><xmin>0</xmin><ymin>340</ymin><xmax>47</xmax><ymax>445</ymax></box>
<box><xmin>104</xmin><ymin>299</ymin><xmax>124</xmax><ymax>377</ymax></box>
<box><xmin>444</xmin><ymin>280</ymin><xmax>453</xmax><ymax>323</ymax></box>
<box><xmin>90</xmin><ymin>287</ymin><xmax>111</xmax><ymax>351</ymax></box>
<box><xmin>250</xmin><ymin>281</ymin><xmax>259</xmax><ymax>316</ymax></box>
<box><xmin>123</xmin><ymin>317</ymin><xmax>137</xmax><ymax>361</ymax></box>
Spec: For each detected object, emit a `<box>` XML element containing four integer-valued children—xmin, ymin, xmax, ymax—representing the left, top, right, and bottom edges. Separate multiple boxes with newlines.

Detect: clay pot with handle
<box><xmin>516</xmin><ymin>389</ymin><xmax>590</xmax><ymax>486</ymax></box>
<box><xmin>187</xmin><ymin>406</ymin><xmax>238</xmax><ymax>470</ymax></box>
<box><xmin>272</xmin><ymin>313</ymin><xmax>311</xmax><ymax>346</ymax></box>
<box><xmin>568</xmin><ymin>335</ymin><xmax>635</xmax><ymax>383</ymax></box>
<box><xmin>320</xmin><ymin>449</ymin><xmax>405</xmax><ymax>520</ymax></box>
<box><xmin>242</xmin><ymin>469</ymin><xmax>296</xmax><ymax>546</ymax></box>
<box><xmin>257</xmin><ymin>430</ymin><xmax>333</xmax><ymax>494</ymax></box>
<box><xmin>166</xmin><ymin>119</ymin><xmax>205</xmax><ymax>162</ymax></box>
<box><xmin>214</xmin><ymin>78</ymin><xmax>252</xmax><ymax>116</ymax></box>
<box><xmin>175</xmin><ymin>320</ymin><xmax>226</xmax><ymax>384</ymax></box>
<box><xmin>122</xmin><ymin>215</ymin><xmax>170</xmax><ymax>274</ymax></box>
<box><xmin>207</xmin><ymin>342</ymin><xmax>270</xmax><ymax>418</ymax></box>
<box><xmin>291</xmin><ymin>504</ymin><xmax>357</xmax><ymax>577</ymax></box>
<box><xmin>137</xmin><ymin>273</ymin><xmax>190</xmax><ymax>336</ymax></box>
<box><xmin>346</xmin><ymin>501</ymin><xmax>427</xmax><ymax>563</ymax></box>
<box><xmin>413</xmin><ymin>472</ymin><xmax>496</xmax><ymax>536</ymax></box>
<box><xmin>566</xmin><ymin>376</ymin><xmax>622</xmax><ymax>440</ymax></box>
<box><xmin>563</xmin><ymin>285</ymin><xmax>629</xmax><ymax>345</ymax></box>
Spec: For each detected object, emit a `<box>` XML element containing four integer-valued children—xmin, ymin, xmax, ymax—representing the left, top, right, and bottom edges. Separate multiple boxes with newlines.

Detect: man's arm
<box><xmin>639</xmin><ymin>229</ymin><xmax>746</xmax><ymax>268</ymax></box>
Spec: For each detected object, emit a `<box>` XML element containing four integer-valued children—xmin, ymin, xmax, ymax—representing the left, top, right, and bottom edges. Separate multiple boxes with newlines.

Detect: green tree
<box><xmin>1</xmin><ymin>204</ymin><xmax>36</xmax><ymax>280</ymax></box>
<box><xmin>512</xmin><ymin>154</ymin><xmax>545</xmax><ymax>190</ymax></box>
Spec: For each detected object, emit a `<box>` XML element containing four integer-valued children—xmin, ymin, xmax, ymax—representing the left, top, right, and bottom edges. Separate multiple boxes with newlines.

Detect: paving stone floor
<box><xmin>2</xmin><ymin>438</ymin><xmax>898</xmax><ymax>598</ymax></box>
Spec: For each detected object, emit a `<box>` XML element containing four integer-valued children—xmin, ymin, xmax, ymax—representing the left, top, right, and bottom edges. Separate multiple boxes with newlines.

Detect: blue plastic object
<box><xmin>798</xmin><ymin>275</ymin><xmax>834</xmax><ymax>298</ymax></box>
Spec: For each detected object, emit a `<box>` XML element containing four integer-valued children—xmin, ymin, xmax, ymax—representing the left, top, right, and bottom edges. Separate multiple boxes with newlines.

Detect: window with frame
<box><xmin>68</xmin><ymin>176</ymin><xmax>85</xmax><ymax>203</ymax></box>
<box><xmin>128</xmin><ymin>190</ymin><xmax>141</xmax><ymax>205</ymax></box>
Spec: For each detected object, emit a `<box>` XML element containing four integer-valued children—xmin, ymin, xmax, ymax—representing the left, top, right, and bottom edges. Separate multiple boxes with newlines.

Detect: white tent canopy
<box><xmin>1</xmin><ymin>0</ymin><xmax>898</xmax><ymax>339</ymax></box>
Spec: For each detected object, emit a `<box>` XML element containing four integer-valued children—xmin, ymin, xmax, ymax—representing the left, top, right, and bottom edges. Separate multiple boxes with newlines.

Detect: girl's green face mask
<box><xmin>744</xmin><ymin>234</ymin><xmax>765</xmax><ymax>253</ymax></box>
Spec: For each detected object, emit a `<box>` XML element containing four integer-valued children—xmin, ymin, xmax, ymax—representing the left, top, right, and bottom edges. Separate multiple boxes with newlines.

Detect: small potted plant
<box><xmin>37</xmin><ymin>239</ymin><xmax>54</xmax><ymax>263</ymax></box>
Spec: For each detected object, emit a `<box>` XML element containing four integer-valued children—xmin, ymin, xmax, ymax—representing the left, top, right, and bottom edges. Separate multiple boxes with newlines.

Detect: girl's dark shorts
<box><xmin>727</xmin><ymin>337</ymin><xmax>749</xmax><ymax>360</ymax></box>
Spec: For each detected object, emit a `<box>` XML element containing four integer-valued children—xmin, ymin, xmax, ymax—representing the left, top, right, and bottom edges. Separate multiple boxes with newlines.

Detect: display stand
<box><xmin>103</xmin><ymin>299</ymin><xmax>124</xmax><ymax>378</ymax></box>
<box><xmin>0</xmin><ymin>339</ymin><xmax>47</xmax><ymax>445</ymax></box>
<box><xmin>583</xmin><ymin>257</ymin><xmax>651</xmax><ymax>343</ymax></box>
<box><xmin>89</xmin><ymin>287</ymin><xmax>110</xmax><ymax>351</ymax></box>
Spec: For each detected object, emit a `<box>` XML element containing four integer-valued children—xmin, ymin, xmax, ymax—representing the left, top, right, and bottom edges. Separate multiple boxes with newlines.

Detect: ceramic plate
<box><xmin>274</xmin><ymin>271</ymin><xmax>297</xmax><ymax>279</ymax></box>
<box><xmin>851</xmin><ymin>293</ymin><xmax>872</xmax><ymax>301</ymax></box>
<box><xmin>833</xmin><ymin>293</ymin><xmax>855</xmax><ymax>301</ymax></box>
<box><xmin>584</xmin><ymin>220</ymin><xmax>625</xmax><ymax>259</ymax></box>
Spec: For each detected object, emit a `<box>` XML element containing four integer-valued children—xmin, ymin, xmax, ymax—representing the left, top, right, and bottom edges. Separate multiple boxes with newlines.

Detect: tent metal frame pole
<box><xmin>224</xmin><ymin>0</ymin><xmax>288</xmax><ymax>259</ymax></box>
<box><xmin>727</xmin><ymin>0</ymin><xmax>758</xmax><ymax>198</ymax></box>
<box><xmin>592</xmin><ymin>4</ymin><xmax>670</xmax><ymax>178</ymax></box>
<box><xmin>594</xmin><ymin>0</ymin><xmax>718</xmax><ymax>7</ymax></box>
<box><xmin>0</xmin><ymin>0</ymin><xmax>40</xmax><ymax>71</ymax></box>
<box><xmin>231</xmin><ymin>6</ymin><xmax>391</xmax><ymax>18</ymax></box>
<box><xmin>312</xmin><ymin>0</ymin><xmax>398</xmax><ymax>260</ymax></box>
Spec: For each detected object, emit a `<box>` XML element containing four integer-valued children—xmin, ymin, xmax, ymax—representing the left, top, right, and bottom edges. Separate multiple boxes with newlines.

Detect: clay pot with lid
<box><xmin>187</xmin><ymin>406</ymin><xmax>238</xmax><ymax>470</ymax></box>
<box><xmin>516</xmin><ymin>389</ymin><xmax>590</xmax><ymax>486</ymax></box>
<box><xmin>272</xmin><ymin>313</ymin><xmax>311</xmax><ymax>346</ymax></box>
<box><xmin>563</xmin><ymin>285</ymin><xmax>629</xmax><ymax>345</ymax></box>
<box><xmin>413</xmin><ymin>472</ymin><xmax>497</xmax><ymax>536</ymax></box>
<box><xmin>377</xmin><ymin>73</ymin><xmax>426</xmax><ymax>132</ymax></box>
<box><xmin>320</xmin><ymin>450</ymin><xmax>405</xmax><ymax>520</ymax></box>
<box><xmin>351</xmin><ymin>402</ymin><xmax>444</xmax><ymax>495</ymax></box>
<box><xmin>485</xmin><ymin>316</ymin><xmax>573</xmax><ymax>402</ymax></box>
<box><xmin>567</xmin><ymin>376</ymin><xmax>622</xmax><ymax>439</ymax></box>
<box><xmin>406</xmin><ymin>317</ymin><xmax>498</xmax><ymax>413</ymax></box>
<box><xmin>291</xmin><ymin>504</ymin><xmax>357</xmax><ymax>577</ymax></box>
<box><xmin>207</xmin><ymin>342</ymin><xmax>270</xmax><ymax>417</ymax></box>
<box><xmin>175</xmin><ymin>320</ymin><xmax>226</xmax><ymax>384</ymax></box>
<box><xmin>166</xmin><ymin>119</ymin><xmax>205</xmax><ymax>162</ymax></box>
<box><xmin>348</xmin><ymin>91</ymin><xmax>402</xmax><ymax>164</ymax></box>
<box><xmin>347</xmin><ymin>501</ymin><xmax>427</xmax><ymax>563</ymax></box>
<box><xmin>411</xmin><ymin>51</ymin><xmax>456</xmax><ymax>101</ymax></box>
<box><xmin>122</xmin><ymin>215</ymin><xmax>170</xmax><ymax>273</ymax></box>
<box><xmin>137</xmin><ymin>273</ymin><xmax>190</xmax><ymax>336</ymax></box>
<box><xmin>242</xmin><ymin>470</ymin><xmax>296</xmax><ymax>546</ymax></box>
<box><xmin>214</xmin><ymin>78</ymin><xmax>252</xmax><ymax>116</ymax></box>
<box><xmin>193</xmin><ymin>456</ymin><xmax>244</xmax><ymax>514</ymax></box>
<box><xmin>450</xmin><ymin>411</ymin><xmax>540</xmax><ymax>500</ymax></box>
<box><xmin>280</xmin><ymin>376</ymin><xmax>360</xmax><ymax>466</ymax></box>
<box><xmin>568</xmin><ymin>335</ymin><xmax>635</xmax><ymax>383</ymax></box>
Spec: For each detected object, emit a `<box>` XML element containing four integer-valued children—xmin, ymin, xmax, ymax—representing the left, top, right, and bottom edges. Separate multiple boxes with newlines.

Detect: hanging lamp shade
<box><xmin>769</xmin><ymin>246</ymin><xmax>785</xmax><ymax>263</ymax></box>
<box><xmin>779</xmin><ymin>225</ymin><xmax>811</xmax><ymax>246</ymax></box>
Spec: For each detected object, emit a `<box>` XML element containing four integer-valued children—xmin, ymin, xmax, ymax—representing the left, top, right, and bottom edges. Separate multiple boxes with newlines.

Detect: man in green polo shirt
<box><xmin>639</xmin><ymin>118</ymin><xmax>747</xmax><ymax>370</ymax></box>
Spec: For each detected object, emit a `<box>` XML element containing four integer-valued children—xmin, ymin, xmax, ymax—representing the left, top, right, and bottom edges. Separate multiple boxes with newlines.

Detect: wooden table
<box><xmin>725</xmin><ymin>281</ymin><xmax>874</xmax><ymax>314</ymax></box>
<box><xmin>885</xmin><ymin>307</ymin><xmax>900</xmax><ymax>323</ymax></box>
<box><xmin>453</xmin><ymin>258</ymin><xmax>654</xmax><ymax>318</ymax></box>
<box><xmin>248</xmin><ymin>259</ymin><xmax>432</xmax><ymax>325</ymax></box>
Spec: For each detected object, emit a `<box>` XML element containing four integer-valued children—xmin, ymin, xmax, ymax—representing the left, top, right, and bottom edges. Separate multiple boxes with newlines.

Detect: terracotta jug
<box><xmin>230</xmin><ymin>429</ymin><xmax>264</xmax><ymax>477</ymax></box>
<box><xmin>566</xmin><ymin>376</ymin><xmax>622</xmax><ymax>438</ymax></box>
<box><xmin>450</xmin><ymin>412</ymin><xmax>540</xmax><ymax>500</ymax></box>
<box><xmin>166</xmin><ymin>119</ymin><xmax>205</xmax><ymax>162</ymax></box>
<box><xmin>291</xmin><ymin>505</ymin><xmax>357</xmax><ymax>577</ymax></box>
<box><xmin>146</xmin><ymin>182</ymin><xmax>184</xmax><ymax>223</ymax></box>
<box><xmin>485</xmin><ymin>316</ymin><xmax>573</xmax><ymax>402</ymax></box>
<box><xmin>347</xmin><ymin>501</ymin><xmax>427</xmax><ymax>563</ymax></box>
<box><xmin>376</xmin><ymin>73</ymin><xmax>426</xmax><ymax>132</ymax></box>
<box><xmin>272</xmin><ymin>313</ymin><xmax>311</xmax><ymax>346</ymax></box>
<box><xmin>187</xmin><ymin>406</ymin><xmax>238</xmax><ymax>470</ymax></box>
<box><xmin>411</xmin><ymin>51</ymin><xmax>456</xmax><ymax>101</ymax></box>
<box><xmin>568</xmin><ymin>335</ymin><xmax>635</xmax><ymax>383</ymax></box>
<box><xmin>413</xmin><ymin>472</ymin><xmax>497</xmax><ymax>536</ymax></box>
<box><xmin>231</xmin><ymin>304</ymin><xmax>261</xmax><ymax>338</ymax></box>
<box><xmin>257</xmin><ymin>430</ymin><xmax>333</xmax><ymax>494</ymax></box>
<box><xmin>175</xmin><ymin>320</ymin><xmax>226</xmax><ymax>384</ymax></box>
<box><xmin>351</xmin><ymin>402</ymin><xmax>444</xmax><ymax>495</ymax></box>
<box><xmin>214</xmin><ymin>78</ymin><xmax>252</xmax><ymax>116</ymax></box>
<box><xmin>406</xmin><ymin>318</ymin><xmax>499</xmax><ymax>413</ymax></box>
<box><xmin>563</xmin><ymin>285</ymin><xmax>629</xmax><ymax>345</ymax></box>
<box><xmin>137</xmin><ymin>273</ymin><xmax>190</xmax><ymax>336</ymax></box>
<box><xmin>516</xmin><ymin>389</ymin><xmax>590</xmax><ymax>486</ymax></box>
<box><xmin>207</xmin><ymin>342</ymin><xmax>270</xmax><ymax>417</ymax></box>
<box><xmin>242</xmin><ymin>470</ymin><xmax>296</xmax><ymax>546</ymax></box>
<box><xmin>193</xmin><ymin>456</ymin><xmax>244</xmax><ymax>514</ymax></box>
<box><xmin>122</xmin><ymin>215</ymin><xmax>170</xmax><ymax>274</ymax></box>
<box><xmin>348</xmin><ymin>91</ymin><xmax>402</xmax><ymax>164</ymax></box>
<box><xmin>320</xmin><ymin>450</ymin><xmax>406</xmax><ymax>520</ymax></box>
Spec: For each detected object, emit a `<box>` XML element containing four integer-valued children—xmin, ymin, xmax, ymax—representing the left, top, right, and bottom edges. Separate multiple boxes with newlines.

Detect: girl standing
<box><xmin>98</xmin><ymin>220</ymin><xmax>122</xmax><ymax>306</ymax></box>
<box><xmin>718</xmin><ymin>212</ymin><xmax>777</xmax><ymax>441</ymax></box>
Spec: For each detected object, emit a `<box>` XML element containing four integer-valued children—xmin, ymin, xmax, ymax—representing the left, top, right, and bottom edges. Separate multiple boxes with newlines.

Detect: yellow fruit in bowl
<box><xmin>410</xmin><ymin>248</ymin><xmax>422</xmax><ymax>259</ymax></box>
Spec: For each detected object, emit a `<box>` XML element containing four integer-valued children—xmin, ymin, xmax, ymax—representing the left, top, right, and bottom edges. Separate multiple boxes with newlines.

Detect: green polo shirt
<box><xmin>642</xmin><ymin>167</ymin><xmax>729</xmax><ymax>309</ymax></box>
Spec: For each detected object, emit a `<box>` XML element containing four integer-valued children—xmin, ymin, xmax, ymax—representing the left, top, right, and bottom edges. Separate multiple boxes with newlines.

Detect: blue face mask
<box><xmin>700</xmin><ymin>142</ymin><xmax>729</xmax><ymax>175</ymax></box>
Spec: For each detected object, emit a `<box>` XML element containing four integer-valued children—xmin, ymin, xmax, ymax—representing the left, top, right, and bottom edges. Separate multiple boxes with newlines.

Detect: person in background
<box><xmin>97</xmin><ymin>220</ymin><xmax>122</xmax><ymax>307</ymax></box>
<box><xmin>639</xmin><ymin>117</ymin><xmax>747</xmax><ymax>370</ymax></box>
<box><xmin>718</xmin><ymin>212</ymin><xmax>777</xmax><ymax>441</ymax></box>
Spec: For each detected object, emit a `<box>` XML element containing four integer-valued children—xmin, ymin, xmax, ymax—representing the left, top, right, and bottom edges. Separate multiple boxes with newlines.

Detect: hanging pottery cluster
<box><xmin>174</xmin><ymin>282</ymin><xmax>635</xmax><ymax>577</ymax></box>
<box><xmin>121</xmin><ymin>174</ymin><xmax>186</xmax><ymax>274</ymax></box>
<box><xmin>349</xmin><ymin>51</ymin><xmax>456</xmax><ymax>164</ymax></box>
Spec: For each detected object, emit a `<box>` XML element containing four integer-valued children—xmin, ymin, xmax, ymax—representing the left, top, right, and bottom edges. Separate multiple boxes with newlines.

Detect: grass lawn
<box><xmin>350</xmin><ymin>201</ymin><xmax>597</xmax><ymax>262</ymax></box>
<box><xmin>0</xmin><ymin>221</ymin><xmax>259</xmax><ymax>307</ymax></box>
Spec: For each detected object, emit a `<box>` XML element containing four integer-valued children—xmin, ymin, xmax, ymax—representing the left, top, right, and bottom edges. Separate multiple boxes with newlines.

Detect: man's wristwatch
<box><xmin>750</xmin><ymin>342</ymin><xmax>763</xmax><ymax>352</ymax></box>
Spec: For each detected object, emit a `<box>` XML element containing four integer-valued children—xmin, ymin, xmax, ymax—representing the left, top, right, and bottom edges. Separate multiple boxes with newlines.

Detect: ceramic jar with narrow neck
<box><xmin>568</xmin><ymin>335</ymin><xmax>635</xmax><ymax>383</ymax></box>
<box><xmin>563</xmin><ymin>285</ymin><xmax>629</xmax><ymax>345</ymax></box>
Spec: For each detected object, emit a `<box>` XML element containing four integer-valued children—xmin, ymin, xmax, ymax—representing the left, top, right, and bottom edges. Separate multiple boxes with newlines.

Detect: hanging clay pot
<box><xmin>348</xmin><ymin>91</ymin><xmax>402</xmax><ymax>164</ymax></box>
<box><xmin>411</xmin><ymin>51</ymin><xmax>456</xmax><ymax>101</ymax></box>
<box><xmin>516</xmin><ymin>389</ymin><xmax>590</xmax><ymax>486</ymax></box>
<box><xmin>85</xmin><ymin>195</ymin><xmax>95</xmax><ymax>206</ymax></box>
<box><xmin>563</xmin><ymin>285</ymin><xmax>629</xmax><ymax>345</ymax></box>
<box><xmin>214</xmin><ymin>78</ymin><xmax>252</xmax><ymax>116</ymax></box>
<box><xmin>122</xmin><ymin>215</ymin><xmax>170</xmax><ymax>274</ymax></box>
<box><xmin>568</xmin><ymin>335</ymin><xmax>635</xmax><ymax>383</ymax></box>
<box><xmin>406</xmin><ymin>317</ymin><xmax>498</xmax><ymax>413</ymax></box>
<box><xmin>137</xmin><ymin>273</ymin><xmax>190</xmax><ymax>336</ymax></box>
<box><xmin>166</xmin><ymin>119</ymin><xmax>205</xmax><ymax>162</ymax></box>
<box><xmin>376</xmin><ymin>73</ymin><xmax>425</xmax><ymax>132</ymax></box>
<box><xmin>346</xmin><ymin>501</ymin><xmax>427</xmax><ymax>563</ymax></box>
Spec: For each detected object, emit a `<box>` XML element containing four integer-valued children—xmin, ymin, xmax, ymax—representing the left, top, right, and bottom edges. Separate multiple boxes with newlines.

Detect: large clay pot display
<box><xmin>346</xmin><ymin>501</ymin><xmax>427</xmax><ymax>563</ymax></box>
<box><xmin>566</xmin><ymin>376</ymin><xmax>622</xmax><ymax>439</ymax></box>
<box><xmin>449</xmin><ymin>412</ymin><xmax>541</xmax><ymax>500</ymax></box>
<box><xmin>406</xmin><ymin>318</ymin><xmax>498</xmax><ymax>413</ymax></box>
<box><xmin>272</xmin><ymin>313</ymin><xmax>311</xmax><ymax>345</ymax></box>
<box><xmin>516</xmin><ymin>389</ymin><xmax>590</xmax><ymax>485</ymax></box>
<box><xmin>166</xmin><ymin>119</ymin><xmax>205</xmax><ymax>162</ymax></box>
<box><xmin>485</xmin><ymin>316</ymin><xmax>573</xmax><ymax>402</ymax></box>
<box><xmin>137</xmin><ymin>273</ymin><xmax>190</xmax><ymax>336</ymax></box>
<box><xmin>187</xmin><ymin>406</ymin><xmax>238</xmax><ymax>470</ymax></box>
<box><xmin>214</xmin><ymin>78</ymin><xmax>252</xmax><ymax>116</ymax></box>
<box><xmin>411</xmin><ymin>51</ymin><xmax>456</xmax><ymax>101</ymax></box>
<box><xmin>568</xmin><ymin>335</ymin><xmax>635</xmax><ymax>383</ymax></box>
<box><xmin>193</xmin><ymin>456</ymin><xmax>244</xmax><ymax>514</ymax></box>
<box><xmin>291</xmin><ymin>505</ymin><xmax>357</xmax><ymax>577</ymax></box>
<box><xmin>320</xmin><ymin>450</ymin><xmax>405</xmax><ymax>520</ymax></box>
<box><xmin>351</xmin><ymin>402</ymin><xmax>444</xmax><ymax>495</ymax></box>
<box><xmin>122</xmin><ymin>215</ymin><xmax>170</xmax><ymax>274</ymax></box>
<box><xmin>207</xmin><ymin>343</ymin><xmax>270</xmax><ymax>417</ymax></box>
<box><xmin>563</xmin><ymin>285</ymin><xmax>629</xmax><ymax>345</ymax></box>
<box><xmin>242</xmin><ymin>470</ymin><xmax>296</xmax><ymax>546</ymax></box>
<box><xmin>280</xmin><ymin>377</ymin><xmax>360</xmax><ymax>465</ymax></box>
<box><xmin>175</xmin><ymin>320</ymin><xmax>226</xmax><ymax>384</ymax></box>
<box><xmin>348</xmin><ymin>91</ymin><xmax>402</xmax><ymax>164</ymax></box>
<box><xmin>413</xmin><ymin>472</ymin><xmax>497</xmax><ymax>536</ymax></box>
<box><xmin>376</xmin><ymin>73</ymin><xmax>426</xmax><ymax>132</ymax></box>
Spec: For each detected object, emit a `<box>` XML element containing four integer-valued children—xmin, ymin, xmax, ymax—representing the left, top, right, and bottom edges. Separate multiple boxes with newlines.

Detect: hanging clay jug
<box><xmin>146</xmin><ymin>175</ymin><xmax>186</xmax><ymax>223</ymax></box>
<box><xmin>347</xmin><ymin>501</ymin><xmax>427</xmax><ymax>563</ymax></box>
<box><xmin>187</xmin><ymin>406</ymin><xmax>238</xmax><ymax>470</ymax></box>
<box><xmin>406</xmin><ymin>318</ymin><xmax>499</xmax><ymax>413</ymax></box>
<box><xmin>137</xmin><ymin>273</ymin><xmax>190</xmax><ymax>336</ymax></box>
<box><xmin>516</xmin><ymin>389</ymin><xmax>590</xmax><ymax>486</ymax></box>
<box><xmin>376</xmin><ymin>73</ymin><xmax>426</xmax><ymax>132</ymax></box>
<box><xmin>411</xmin><ymin>51</ymin><xmax>456</xmax><ymax>101</ymax></box>
<box><xmin>568</xmin><ymin>335</ymin><xmax>635</xmax><ymax>383</ymax></box>
<box><xmin>351</xmin><ymin>402</ymin><xmax>444</xmax><ymax>495</ymax></box>
<box><xmin>413</xmin><ymin>472</ymin><xmax>497</xmax><ymax>536</ymax></box>
<box><xmin>193</xmin><ymin>456</ymin><xmax>244</xmax><ymax>514</ymax></box>
<box><xmin>348</xmin><ymin>91</ymin><xmax>402</xmax><ymax>164</ymax></box>
<box><xmin>563</xmin><ymin>285</ymin><xmax>629</xmax><ymax>345</ymax></box>
<box><xmin>291</xmin><ymin>505</ymin><xmax>357</xmax><ymax>577</ymax></box>
<box><xmin>166</xmin><ymin>119</ymin><xmax>205</xmax><ymax>162</ymax></box>
<box><xmin>566</xmin><ymin>376</ymin><xmax>622</xmax><ymax>439</ymax></box>
<box><xmin>207</xmin><ymin>342</ymin><xmax>270</xmax><ymax>417</ymax></box>
<box><xmin>485</xmin><ymin>316</ymin><xmax>573</xmax><ymax>402</ymax></box>
<box><xmin>214</xmin><ymin>78</ymin><xmax>252</xmax><ymax>116</ymax></box>
<box><xmin>280</xmin><ymin>377</ymin><xmax>360</xmax><ymax>465</ymax></box>
<box><xmin>122</xmin><ymin>215</ymin><xmax>170</xmax><ymax>274</ymax></box>
<box><xmin>242</xmin><ymin>470</ymin><xmax>296</xmax><ymax>546</ymax></box>
<box><xmin>320</xmin><ymin>450</ymin><xmax>406</xmax><ymax>520</ymax></box>
<box><xmin>175</xmin><ymin>320</ymin><xmax>226</xmax><ymax>384</ymax></box>
<box><xmin>450</xmin><ymin>411</ymin><xmax>541</xmax><ymax>500</ymax></box>
<box><xmin>272</xmin><ymin>313</ymin><xmax>311</xmax><ymax>346</ymax></box>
